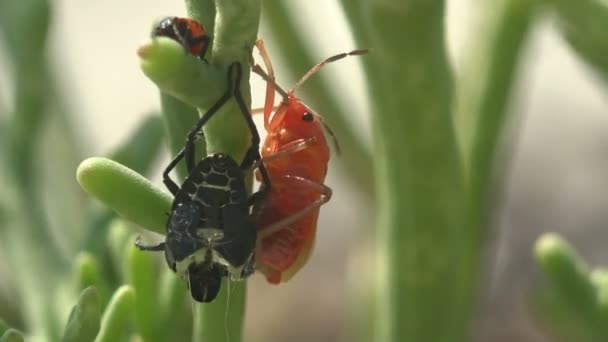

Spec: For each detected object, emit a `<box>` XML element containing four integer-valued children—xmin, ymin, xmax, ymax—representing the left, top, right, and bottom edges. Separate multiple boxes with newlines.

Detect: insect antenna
<box><xmin>290</xmin><ymin>49</ymin><xmax>369</xmax><ymax>93</ymax></box>
<box><xmin>250</xmin><ymin>62</ymin><xmax>289</xmax><ymax>99</ymax></box>
<box><xmin>251</xmin><ymin>105</ymin><xmax>279</xmax><ymax>115</ymax></box>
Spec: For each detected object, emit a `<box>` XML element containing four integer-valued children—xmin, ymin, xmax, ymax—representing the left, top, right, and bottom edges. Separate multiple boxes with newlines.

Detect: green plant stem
<box><xmin>144</xmin><ymin>1</ymin><xmax>261</xmax><ymax>341</ymax></box>
<box><xmin>160</xmin><ymin>94</ymin><xmax>203</xmax><ymax>180</ymax></box>
<box><xmin>0</xmin><ymin>0</ymin><xmax>65</xmax><ymax>272</ymax></box>
<box><xmin>456</xmin><ymin>2</ymin><xmax>536</xmax><ymax>336</ymax></box>
<box><xmin>191</xmin><ymin>1</ymin><xmax>258</xmax><ymax>338</ymax></box>
<box><xmin>184</xmin><ymin>0</ymin><xmax>216</xmax><ymax>45</ymax></box>
<box><xmin>460</xmin><ymin>0</ymin><xmax>536</xmax><ymax>206</ymax></box>
<box><xmin>192</xmin><ymin>280</ymin><xmax>246</xmax><ymax>342</ymax></box>
<box><xmin>199</xmin><ymin>0</ymin><xmax>260</xmax><ymax>159</ymax></box>
<box><xmin>352</xmin><ymin>1</ymin><xmax>466</xmax><ymax>341</ymax></box>
<box><xmin>262</xmin><ymin>2</ymin><xmax>374</xmax><ymax>196</ymax></box>
<box><xmin>0</xmin><ymin>2</ymin><xmax>77</xmax><ymax>338</ymax></box>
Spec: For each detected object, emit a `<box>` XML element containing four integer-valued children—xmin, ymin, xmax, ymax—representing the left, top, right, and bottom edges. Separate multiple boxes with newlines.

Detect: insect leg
<box><xmin>250</xmin><ymin>105</ymin><xmax>279</xmax><ymax>116</ymax></box>
<box><xmin>257</xmin><ymin>175</ymin><xmax>332</xmax><ymax>240</ymax></box>
<box><xmin>134</xmin><ymin>236</ymin><xmax>166</xmax><ymax>251</ymax></box>
<box><xmin>192</xmin><ymin>35</ymin><xmax>210</xmax><ymax>61</ymax></box>
<box><xmin>230</xmin><ymin>62</ymin><xmax>271</xmax><ymax>193</ymax></box>
<box><xmin>163</xmin><ymin>148</ymin><xmax>185</xmax><ymax>195</ymax></box>
<box><xmin>259</xmin><ymin>137</ymin><xmax>317</xmax><ymax>168</ymax></box>
<box><xmin>254</xmin><ymin>39</ymin><xmax>278</xmax><ymax>130</ymax></box>
<box><xmin>183</xmin><ymin>66</ymin><xmax>234</xmax><ymax>172</ymax></box>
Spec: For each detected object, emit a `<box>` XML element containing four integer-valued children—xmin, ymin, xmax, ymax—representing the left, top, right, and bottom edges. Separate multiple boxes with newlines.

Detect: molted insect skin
<box><xmin>136</xmin><ymin>62</ymin><xmax>269</xmax><ymax>302</ymax></box>
<box><xmin>188</xmin><ymin>264</ymin><xmax>223</xmax><ymax>302</ymax></box>
<box><xmin>177</xmin><ymin>153</ymin><xmax>256</xmax><ymax>270</ymax></box>
<box><xmin>163</xmin><ymin>153</ymin><xmax>257</xmax><ymax>301</ymax></box>
<box><xmin>164</xmin><ymin>201</ymin><xmax>203</xmax><ymax>269</ymax></box>
<box><xmin>182</xmin><ymin>154</ymin><xmax>247</xmax><ymax>208</ymax></box>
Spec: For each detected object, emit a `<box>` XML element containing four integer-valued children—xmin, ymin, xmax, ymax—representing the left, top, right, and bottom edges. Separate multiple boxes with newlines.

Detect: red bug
<box><xmin>251</xmin><ymin>40</ymin><xmax>368</xmax><ymax>284</ymax></box>
<box><xmin>152</xmin><ymin>17</ymin><xmax>210</xmax><ymax>60</ymax></box>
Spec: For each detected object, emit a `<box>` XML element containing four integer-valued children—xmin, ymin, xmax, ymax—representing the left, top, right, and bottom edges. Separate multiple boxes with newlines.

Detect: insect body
<box><xmin>136</xmin><ymin>62</ymin><xmax>270</xmax><ymax>302</ymax></box>
<box><xmin>251</xmin><ymin>41</ymin><xmax>367</xmax><ymax>283</ymax></box>
<box><xmin>152</xmin><ymin>16</ymin><xmax>210</xmax><ymax>60</ymax></box>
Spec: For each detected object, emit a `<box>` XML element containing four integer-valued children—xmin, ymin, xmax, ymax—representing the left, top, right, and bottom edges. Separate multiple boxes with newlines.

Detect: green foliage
<box><xmin>548</xmin><ymin>0</ymin><xmax>608</xmax><ymax>80</ymax></box>
<box><xmin>534</xmin><ymin>234</ymin><xmax>608</xmax><ymax>340</ymax></box>
<box><xmin>1</xmin><ymin>329</ymin><xmax>25</xmax><ymax>342</ymax></box>
<box><xmin>77</xmin><ymin>158</ymin><xmax>172</xmax><ymax>235</ymax></box>
<box><xmin>1</xmin><ymin>0</ymin><xmax>607</xmax><ymax>341</ymax></box>
<box><xmin>94</xmin><ymin>286</ymin><xmax>135</xmax><ymax>342</ymax></box>
<box><xmin>61</xmin><ymin>287</ymin><xmax>101</xmax><ymax>342</ymax></box>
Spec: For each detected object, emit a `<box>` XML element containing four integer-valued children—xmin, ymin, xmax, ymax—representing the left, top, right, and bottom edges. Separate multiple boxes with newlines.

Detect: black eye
<box><xmin>302</xmin><ymin>112</ymin><xmax>314</xmax><ymax>122</ymax></box>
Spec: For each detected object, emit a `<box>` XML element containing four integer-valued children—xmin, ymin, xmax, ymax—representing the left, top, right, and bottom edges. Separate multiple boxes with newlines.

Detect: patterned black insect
<box><xmin>135</xmin><ymin>62</ymin><xmax>270</xmax><ymax>302</ymax></box>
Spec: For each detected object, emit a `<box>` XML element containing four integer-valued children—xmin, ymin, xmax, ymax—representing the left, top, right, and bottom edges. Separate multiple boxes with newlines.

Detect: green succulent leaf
<box><xmin>549</xmin><ymin>0</ymin><xmax>608</xmax><ymax>80</ymax></box>
<box><xmin>138</xmin><ymin>37</ymin><xmax>225</xmax><ymax>110</ymax></box>
<box><xmin>591</xmin><ymin>269</ymin><xmax>608</xmax><ymax>324</ymax></box>
<box><xmin>61</xmin><ymin>287</ymin><xmax>101</xmax><ymax>342</ymax></box>
<box><xmin>532</xmin><ymin>289</ymin><xmax>601</xmax><ymax>342</ymax></box>
<box><xmin>106</xmin><ymin>220</ymin><xmax>136</xmax><ymax>281</ymax></box>
<box><xmin>0</xmin><ymin>319</ymin><xmax>9</xmax><ymax>338</ymax></box>
<box><xmin>534</xmin><ymin>234</ymin><xmax>608</xmax><ymax>339</ymax></box>
<box><xmin>535</xmin><ymin>234</ymin><xmax>595</xmax><ymax>311</ymax></box>
<box><xmin>127</xmin><ymin>245</ymin><xmax>161</xmax><ymax>342</ymax></box>
<box><xmin>76</xmin><ymin>157</ymin><xmax>172</xmax><ymax>234</ymax></box>
<box><xmin>0</xmin><ymin>329</ymin><xmax>24</xmax><ymax>342</ymax></box>
<box><xmin>73</xmin><ymin>252</ymin><xmax>110</xmax><ymax>306</ymax></box>
<box><xmin>158</xmin><ymin>268</ymin><xmax>187</xmax><ymax>330</ymax></box>
<box><xmin>94</xmin><ymin>286</ymin><xmax>135</xmax><ymax>342</ymax></box>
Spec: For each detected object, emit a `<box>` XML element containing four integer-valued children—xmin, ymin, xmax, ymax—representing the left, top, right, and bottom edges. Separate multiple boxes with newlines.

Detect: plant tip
<box><xmin>137</xmin><ymin>43</ymin><xmax>153</xmax><ymax>59</ymax></box>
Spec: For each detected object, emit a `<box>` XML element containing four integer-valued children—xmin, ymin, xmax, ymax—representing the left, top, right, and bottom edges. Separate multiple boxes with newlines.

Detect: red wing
<box><xmin>255</xmin><ymin>177</ymin><xmax>326</xmax><ymax>283</ymax></box>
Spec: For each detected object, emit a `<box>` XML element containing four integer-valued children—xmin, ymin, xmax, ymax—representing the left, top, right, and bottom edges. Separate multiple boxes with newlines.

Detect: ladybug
<box><xmin>152</xmin><ymin>17</ymin><xmax>210</xmax><ymax>60</ymax></box>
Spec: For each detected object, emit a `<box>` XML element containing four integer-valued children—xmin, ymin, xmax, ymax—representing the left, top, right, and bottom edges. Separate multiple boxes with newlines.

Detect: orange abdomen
<box><xmin>255</xmin><ymin>127</ymin><xmax>330</xmax><ymax>283</ymax></box>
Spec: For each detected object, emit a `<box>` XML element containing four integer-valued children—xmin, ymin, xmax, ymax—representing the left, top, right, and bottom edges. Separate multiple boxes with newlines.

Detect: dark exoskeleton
<box><xmin>135</xmin><ymin>62</ymin><xmax>270</xmax><ymax>302</ymax></box>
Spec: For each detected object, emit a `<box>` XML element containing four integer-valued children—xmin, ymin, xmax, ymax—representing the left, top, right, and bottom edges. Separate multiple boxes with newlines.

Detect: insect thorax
<box><xmin>179</xmin><ymin>153</ymin><xmax>247</xmax><ymax>208</ymax></box>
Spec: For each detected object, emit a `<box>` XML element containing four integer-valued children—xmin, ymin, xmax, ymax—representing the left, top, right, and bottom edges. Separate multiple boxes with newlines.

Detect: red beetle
<box><xmin>152</xmin><ymin>17</ymin><xmax>210</xmax><ymax>60</ymax></box>
<box><xmin>251</xmin><ymin>40</ymin><xmax>368</xmax><ymax>283</ymax></box>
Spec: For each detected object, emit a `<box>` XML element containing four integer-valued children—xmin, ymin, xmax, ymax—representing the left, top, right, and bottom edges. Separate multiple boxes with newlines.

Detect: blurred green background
<box><xmin>1</xmin><ymin>0</ymin><xmax>608</xmax><ymax>341</ymax></box>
